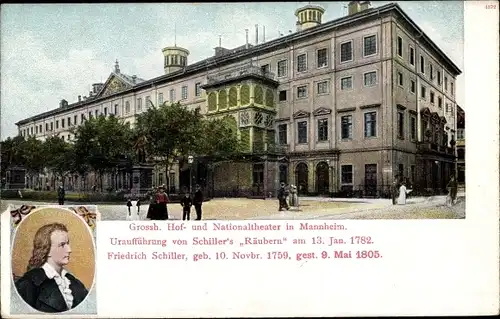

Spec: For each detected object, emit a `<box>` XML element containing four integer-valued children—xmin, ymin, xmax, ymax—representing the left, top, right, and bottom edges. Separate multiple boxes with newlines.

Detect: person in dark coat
<box><xmin>155</xmin><ymin>186</ymin><xmax>169</xmax><ymax>220</ymax></box>
<box><xmin>126</xmin><ymin>198</ymin><xmax>133</xmax><ymax>216</ymax></box>
<box><xmin>14</xmin><ymin>222</ymin><xmax>88</xmax><ymax>313</ymax></box>
<box><xmin>193</xmin><ymin>185</ymin><xmax>204</xmax><ymax>220</ymax></box>
<box><xmin>277</xmin><ymin>182</ymin><xmax>289</xmax><ymax>211</ymax></box>
<box><xmin>446</xmin><ymin>175</ymin><xmax>458</xmax><ymax>205</ymax></box>
<box><xmin>57</xmin><ymin>183</ymin><xmax>65</xmax><ymax>205</ymax></box>
<box><xmin>146</xmin><ymin>187</ymin><xmax>156</xmax><ymax>220</ymax></box>
<box><xmin>180</xmin><ymin>189</ymin><xmax>193</xmax><ymax>221</ymax></box>
<box><xmin>390</xmin><ymin>180</ymin><xmax>398</xmax><ymax>205</ymax></box>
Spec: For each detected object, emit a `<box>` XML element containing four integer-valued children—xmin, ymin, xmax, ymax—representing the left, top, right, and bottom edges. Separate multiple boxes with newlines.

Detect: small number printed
<box><xmin>356</xmin><ymin>250</ymin><xmax>381</xmax><ymax>259</ymax></box>
<box><xmin>485</xmin><ymin>4</ymin><xmax>497</xmax><ymax>9</ymax></box>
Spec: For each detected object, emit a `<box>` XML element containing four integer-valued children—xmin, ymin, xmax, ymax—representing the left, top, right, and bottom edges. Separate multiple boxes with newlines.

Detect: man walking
<box><xmin>391</xmin><ymin>180</ymin><xmax>398</xmax><ymax>205</ymax></box>
<box><xmin>446</xmin><ymin>175</ymin><xmax>458</xmax><ymax>206</ymax></box>
<box><xmin>193</xmin><ymin>185</ymin><xmax>204</xmax><ymax>220</ymax></box>
<box><xmin>277</xmin><ymin>182</ymin><xmax>289</xmax><ymax>211</ymax></box>
<box><xmin>180</xmin><ymin>189</ymin><xmax>193</xmax><ymax>221</ymax></box>
<box><xmin>57</xmin><ymin>183</ymin><xmax>65</xmax><ymax>205</ymax></box>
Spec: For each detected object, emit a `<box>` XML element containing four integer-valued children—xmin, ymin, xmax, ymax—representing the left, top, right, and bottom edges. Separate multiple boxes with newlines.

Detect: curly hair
<box><xmin>26</xmin><ymin>223</ymin><xmax>68</xmax><ymax>272</ymax></box>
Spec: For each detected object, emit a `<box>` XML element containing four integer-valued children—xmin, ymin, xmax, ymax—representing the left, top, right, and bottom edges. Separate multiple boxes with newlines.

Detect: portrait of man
<box><xmin>13</xmin><ymin>221</ymin><xmax>90</xmax><ymax>313</ymax></box>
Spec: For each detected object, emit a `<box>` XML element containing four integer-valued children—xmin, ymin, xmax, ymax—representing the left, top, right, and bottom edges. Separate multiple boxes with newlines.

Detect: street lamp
<box><xmin>188</xmin><ymin>155</ymin><xmax>194</xmax><ymax>194</ymax></box>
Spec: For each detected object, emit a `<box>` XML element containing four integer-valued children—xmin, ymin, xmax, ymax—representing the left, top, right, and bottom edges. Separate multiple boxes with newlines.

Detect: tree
<box><xmin>134</xmin><ymin>102</ymin><xmax>204</xmax><ymax>174</ymax></box>
<box><xmin>196</xmin><ymin>115</ymin><xmax>242</xmax><ymax>160</ymax></box>
<box><xmin>43</xmin><ymin>135</ymin><xmax>74</xmax><ymax>184</ymax></box>
<box><xmin>71</xmin><ymin>114</ymin><xmax>134</xmax><ymax>191</ymax></box>
<box><xmin>22</xmin><ymin>136</ymin><xmax>46</xmax><ymax>189</ymax></box>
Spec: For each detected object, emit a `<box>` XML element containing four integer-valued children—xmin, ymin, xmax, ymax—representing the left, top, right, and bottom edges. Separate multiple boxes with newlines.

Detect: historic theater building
<box><xmin>16</xmin><ymin>1</ymin><xmax>461</xmax><ymax>197</ymax></box>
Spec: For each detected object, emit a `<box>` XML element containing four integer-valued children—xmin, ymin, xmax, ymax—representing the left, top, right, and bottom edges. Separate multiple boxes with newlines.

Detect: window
<box><xmin>410</xmin><ymin>116</ymin><xmax>416</xmax><ymax>140</ymax></box>
<box><xmin>420</xmin><ymin>56</ymin><xmax>425</xmax><ymax>73</ymax></box>
<box><xmin>340</xmin><ymin>41</ymin><xmax>353</xmax><ymax>62</ymax></box>
<box><xmin>397</xmin><ymin>111</ymin><xmax>404</xmax><ymax>138</ymax></box>
<box><xmin>30</xmin><ymin>127</ymin><xmax>33</xmax><ymax>135</ymax></box>
<box><xmin>409</xmin><ymin>46</ymin><xmax>415</xmax><ymax>66</ymax></box>
<box><xmin>277</xmin><ymin>60</ymin><xmax>287</xmax><ymax>77</ymax></box>
<box><xmin>437</xmin><ymin>71</ymin><xmax>442</xmax><ymax>85</ymax></box>
<box><xmin>340</xmin><ymin>76</ymin><xmax>352</xmax><ymax>90</ymax></box>
<box><xmin>56</xmin><ymin>120</ymin><xmax>59</xmax><ymax>129</ymax></box>
<box><xmin>81</xmin><ymin>114</ymin><xmax>85</xmax><ymax>122</ymax></box>
<box><xmin>317</xmin><ymin>48</ymin><xmax>328</xmax><ymax>68</ymax></box>
<box><xmin>46</xmin><ymin>123</ymin><xmax>49</xmax><ymax>131</ymax></box>
<box><xmin>430</xmin><ymin>64</ymin><xmax>434</xmax><ymax>80</ymax></box>
<box><xmin>67</xmin><ymin>117</ymin><xmax>71</xmax><ymax>126</ymax></box>
<box><xmin>410</xmin><ymin>80</ymin><xmax>416</xmax><ymax>93</ymax></box>
<box><xmin>182</xmin><ymin>86</ymin><xmax>188</xmax><ymax>100</ymax></box>
<box><xmin>158</xmin><ymin>93</ymin><xmax>164</xmax><ymax>105</ymax></box>
<box><xmin>364</xmin><ymin>71</ymin><xmax>377</xmax><ymax>87</ymax></box>
<box><xmin>35</xmin><ymin>126</ymin><xmax>38</xmax><ymax>134</ymax></box>
<box><xmin>74</xmin><ymin>115</ymin><xmax>77</xmax><ymax>125</ymax></box>
<box><xmin>341</xmin><ymin>115</ymin><xmax>353</xmax><ymax>139</ymax></box>
<box><xmin>279</xmin><ymin>90</ymin><xmax>287</xmax><ymax>102</ymax></box>
<box><xmin>297</xmin><ymin>121</ymin><xmax>308</xmax><ymax>144</ymax></box>
<box><xmin>169</xmin><ymin>89</ymin><xmax>175</xmax><ymax>102</ymax></box>
<box><xmin>421</xmin><ymin>85</ymin><xmax>426</xmax><ymax>99</ymax></box>
<box><xmin>50</xmin><ymin>122</ymin><xmax>53</xmax><ymax>131</ymax></box>
<box><xmin>444</xmin><ymin>76</ymin><xmax>448</xmax><ymax>91</ymax></box>
<box><xmin>363</xmin><ymin>35</ymin><xmax>377</xmax><ymax>56</ymax></box>
<box><xmin>145</xmin><ymin>96</ymin><xmax>151</xmax><ymax>107</ymax></box>
<box><xmin>278</xmin><ymin>124</ymin><xmax>287</xmax><ymax>144</ymax></box>
<box><xmin>137</xmin><ymin>98</ymin><xmax>142</xmax><ymax>111</ymax></box>
<box><xmin>317</xmin><ymin>118</ymin><xmax>328</xmax><ymax>141</ymax></box>
<box><xmin>88</xmin><ymin>111</ymin><xmax>92</xmax><ymax>118</ymax></box>
<box><xmin>61</xmin><ymin>119</ymin><xmax>65</xmax><ymax>128</ymax></box>
<box><xmin>125</xmin><ymin>101</ymin><xmax>130</xmax><ymax>114</ymax></box>
<box><xmin>297</xmin><ymin>54</ymin><xmax>307</xmax><ymax>72</ymax></box>
<box><xmin>364</xmin><ymin>112</ymin><xmax>377</xmax><ymax>138</ymax></box>
<box><xmin>457</xmin><ymin>128</ymin><xmax>464</xmax><ymax>140</ymax></box>
<box><xmin>297</xmin><ymin>85</ymin><xmax>308</xmax><ymax>99</ymax></box>
<box><xmin>341</xmin><ymin>165</ymin><xmax>353</xmax><ymax>184</ymax></box>
<box><xmin>397</xmin><ymin>36</ymin><xmax>403</xmax><ymax>57</ymax></box>
<box><xmin>438</xmin><ymin>96</ymin><xmax>443</xmax><ymax>108</ymax></box>
<box><xmin>398</xmin><ymin>72</ymin><xmax>403</xmax><ymax>86</ymax></box>
<box><xmin>114</xmin><ymin>104</ymin><xmax>118</xmax><ymax>114</ymax></box>
<box><xmin>451</xmin><ymin>82</ymin><xmax>454</xmax><ymax>96</ymax></box>
<box><xmin>62</xmin><ymin>136</ymin><xmax>65</xmax><ymax>141</ymax></box>
<box><xmin>39</xmin><ymin>124</ymin><xmax>42</xmax><ymax>133</ymax></box>
<box><xmin>317</xmin><ymin>81</ymin><xmax>328</xmax><ymax>94</ymax></box>
<box><xmin>430</xmin><ymin>91</ymin><xmax>435</xmax><ymax>104</ymax></box>
<box><xmin>195</xmin><ymin>82</ymin><xmax>202</xmax><ymax>96</ymax></box>
<box><xmin>261</xmin><ymin>64</ymin><xmax>270</xmax><ymax>73</ymax></box>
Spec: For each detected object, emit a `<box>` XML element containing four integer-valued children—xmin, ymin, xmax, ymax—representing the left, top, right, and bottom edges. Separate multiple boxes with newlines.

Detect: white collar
<box><xmin>42</xmin><ymin>262</ymin><xmax>68</xmax><ymax>279</ymax></box>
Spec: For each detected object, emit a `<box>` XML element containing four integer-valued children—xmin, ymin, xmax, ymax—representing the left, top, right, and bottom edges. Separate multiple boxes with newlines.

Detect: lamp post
<box><xmin>188</xmin><ymin>155</ymin><xmax>194</xmax><ymax>194</ymax></box>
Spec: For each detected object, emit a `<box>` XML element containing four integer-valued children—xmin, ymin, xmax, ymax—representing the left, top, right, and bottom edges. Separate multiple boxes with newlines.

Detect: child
<box><xmin>180</xmin><ymin>192</ymin><xmax>193</xmax><ymax>221</ymax></box>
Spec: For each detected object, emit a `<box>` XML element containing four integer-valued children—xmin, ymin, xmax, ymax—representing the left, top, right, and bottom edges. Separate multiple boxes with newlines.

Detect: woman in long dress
<box><xmin>397</xmin><ymin>182</ymin><xmax>412</xmax><ymax>205</ymax></box>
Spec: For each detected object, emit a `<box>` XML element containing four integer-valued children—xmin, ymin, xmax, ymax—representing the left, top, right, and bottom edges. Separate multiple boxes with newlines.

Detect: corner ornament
<box><xmin>10</xmin><ymin>205</ymin><xmax>36</xmax><ymax>227</ymax></box>
<box><xmin>71</xmin><ymin>206</ymin><xmax>97</xmax><ymax>230</ymax></box>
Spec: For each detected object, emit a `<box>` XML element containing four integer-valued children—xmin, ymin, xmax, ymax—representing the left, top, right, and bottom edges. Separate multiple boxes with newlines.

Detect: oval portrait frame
<box><xmin>10</xmin><ymin>206</ymin><xmax>96</xmax><ymax>313</ymax></box>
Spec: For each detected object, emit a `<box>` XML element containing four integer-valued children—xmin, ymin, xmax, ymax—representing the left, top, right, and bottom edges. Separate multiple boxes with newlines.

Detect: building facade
<box><xmin>15</xmin><ymin>1</ymin><xmax>461</xmax><ymax>197</ymax></box>
<box><xmin>456</xmin><ymin>105</ymin><xmax>465</xmax><ymax>186</ymax></box>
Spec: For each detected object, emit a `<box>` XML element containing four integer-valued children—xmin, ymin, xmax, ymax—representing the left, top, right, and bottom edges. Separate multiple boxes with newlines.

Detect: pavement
<box><xmin>1</xmin><ymin>192</ymin><xmax>465</xmax><ymax>221</ymax></box>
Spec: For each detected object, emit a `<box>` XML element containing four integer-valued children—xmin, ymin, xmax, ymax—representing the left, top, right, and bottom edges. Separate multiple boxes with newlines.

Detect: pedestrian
<box><xmin>136</xmin><ymin>198</ymin><xmax>141</xmax><ymax>215</ymax></box>
<box><xmin>193</xmin><ymin>185</ymin><xmax>204</xmax><ymax>220</ymax></box>
<box><xmin>155</xmin><ymin>186</ymin><xmax>169</xmax><ymax>220</ymax></box>
<box><xmin>391</xmin><ymin>180</ymin><xmax>398</xmax><ymax>205</ymax></box>
<box><xmin>277</xmin><ymin>182</ymin><xmax>289</xmax><ymax>211</ymax></box>
<box><xmin>126</xmin><ymin>197</ymin><xmax>133</xmax><ymax>216</ymax></box>
<box><xmin>446</xmin><ymin>175</ymin><xmax>458</xmax><ymax>206</ymax></box>
<box><xmin>397</xmin><ymin>181</ymin><xmax>412</xmax><ymax>205</ymax></box>
<box><xmin>146</xmin><ymin>187</ymin><xmax>156</xmax><ymax>220</ymax></box>
<box><xmin>57</xmin><ymin>183</ymin><xmax>66</xmax><ymax>205</ymax></box>
<box><xmin>180</xmin><ymin>189</ymin><xmax>193</xmax><ymax>221</ymax></box>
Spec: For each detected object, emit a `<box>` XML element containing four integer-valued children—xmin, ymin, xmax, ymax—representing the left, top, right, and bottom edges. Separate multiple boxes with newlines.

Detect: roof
<box><xmin>16</xmin><ymin>2</ymin><xmax>462</xmax><ymax>126</ymax></box>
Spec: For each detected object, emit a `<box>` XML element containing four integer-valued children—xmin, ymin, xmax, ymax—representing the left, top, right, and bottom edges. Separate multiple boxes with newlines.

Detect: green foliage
<box><xmin>218</xmin><ymin>90</ymin><xmax>227</xmax><ymax>109</ymax></box>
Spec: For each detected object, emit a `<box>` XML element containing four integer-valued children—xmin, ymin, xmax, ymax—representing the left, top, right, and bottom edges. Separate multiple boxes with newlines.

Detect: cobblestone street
<box><xmin>2</xmin><ymin>193</ymin><xmax>465</xmax><ymax>221</ymax></box>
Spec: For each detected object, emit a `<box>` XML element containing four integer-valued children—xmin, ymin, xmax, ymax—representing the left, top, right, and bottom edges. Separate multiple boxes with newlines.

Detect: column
<box><xmin>307</xmin><ymin>160</ymin><xmax>315</xmax><ymax>193</ymax></box>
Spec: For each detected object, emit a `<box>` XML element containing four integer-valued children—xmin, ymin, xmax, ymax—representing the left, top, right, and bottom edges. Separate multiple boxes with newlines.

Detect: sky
<box><xmin>0</xmin><ymin>1</ymin><xmax>464</xmax><ymax>139</ymax></box>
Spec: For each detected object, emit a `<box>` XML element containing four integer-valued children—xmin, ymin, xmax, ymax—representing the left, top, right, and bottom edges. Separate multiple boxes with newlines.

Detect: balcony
<box><xmin>203</xmin><ymin>66</ymin><xmax>279</xmax><ymax>89</ymax></box>
<box><xmin>251</xmin><ymin>142</ymin><xmax>288</xmax><ymax>154</ymax></box>
<box><xmin>417</xmin><ymin>142</ymin><xmax>455</xmax><ymax>156</ymax></box>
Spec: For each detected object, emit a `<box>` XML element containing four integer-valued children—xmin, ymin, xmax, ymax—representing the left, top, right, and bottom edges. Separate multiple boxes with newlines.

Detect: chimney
<box><xmin>132</xmin><ymin>75</ymin><xmax>137</xmax><ymax>83</ymax></box>
<box><xmin>255</xmin><ymin>24</ymin><xmax>258</xmax><ymax>45</ymax></box>
<box><xmin>78</xmin><ymin>95</ymin><xmax>81</xmax><ymax>102</ymax></box>
<box><xmin>245</xmin><ymin>29</ymin><xmax>249</xmax><ymax>49</ymax></box>
<box><xmin>262</xmin><ymin>25</ymin><xmax>266</xmax><ymax>43</ymax></box>
<box><xmin>348</xmin><ymin>1</ymin><xmax>361</xmax><ymax>15</ymax></box>
<box><xmin>360</xmin><ymin>1</ymin><xmax>372</xmax><ymax>11</ymax></box>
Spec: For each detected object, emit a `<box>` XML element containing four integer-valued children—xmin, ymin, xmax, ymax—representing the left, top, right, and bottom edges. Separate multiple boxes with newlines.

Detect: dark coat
<box><xmin>277</xmin><ymin>187</ymin><xmax>288</xmax><ymax>200</ymax></box>
<box><xmin>193</xmin><ymin>190</ymin><xmax>203</xmax><ymax>206</ymax></box>
<box><xmin>180</xmin><ymin>195</ymin><xmax>193</xmax><ymax>208</ymax></box>
<box><xmin>14</xmin><ymin>268</ymin><xmax>89</xmax><ymax>313</ymax></box>
<box><xmin>57</xmin><ymin>187</ymin><xmax>65</xmax><ymax>200</ymax></box>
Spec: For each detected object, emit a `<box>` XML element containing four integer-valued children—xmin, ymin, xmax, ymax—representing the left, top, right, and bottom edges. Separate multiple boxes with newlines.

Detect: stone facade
<box><xmin>15</xmin><ymin>2</ymin><xmax>461</xmax><ymax>197</ymax></box>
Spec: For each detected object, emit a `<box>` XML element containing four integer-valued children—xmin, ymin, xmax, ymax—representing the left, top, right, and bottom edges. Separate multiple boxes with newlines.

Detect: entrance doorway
<box><xmin>295</xmin><ymin>162</ymin><xmax>308</xmax><ymax>195</ymax></box>
<box><xmin>316</xmin><ymin>162</ymin><xmax>329</xmax><ymax>195</ymax></box>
